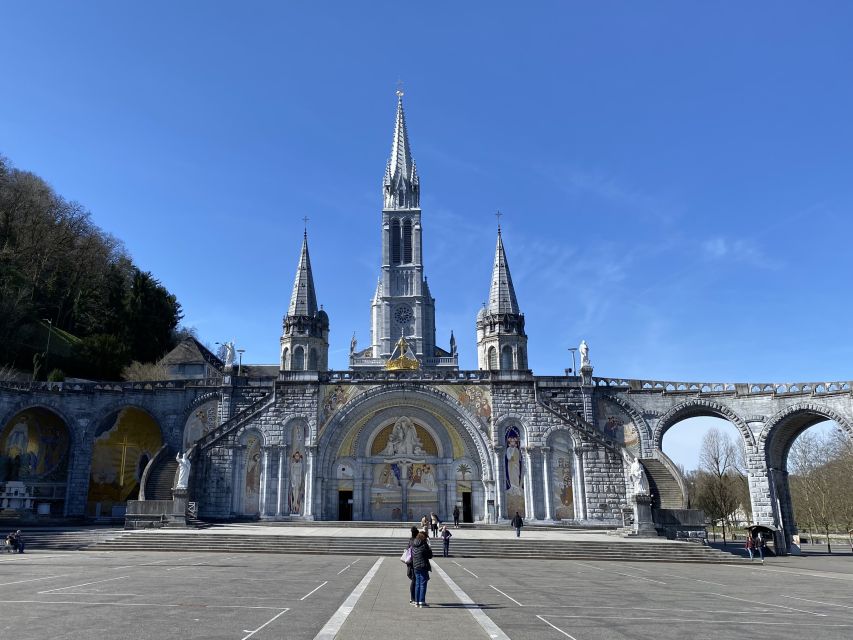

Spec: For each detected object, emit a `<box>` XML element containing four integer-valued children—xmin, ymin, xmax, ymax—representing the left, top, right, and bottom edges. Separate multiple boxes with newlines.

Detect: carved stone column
<box><xmin>260</xmin><ymin>447</ymin><xmax>270</xmax><ymax>517</ymax></box>
<box><xmin>275</xmin><ymin>445</ymin><xmax>288</xmax><ymax>517</ymax></box>
<box><xmin>492</xmin><ymin>446</ymin><xmax>504</xmax><ymax>522</ymax></box>
<box><xmin>522</xmin><ymin>446</ymin><xmax>536</xmax><ymax>521</ymax></box>
<box><xmin>303</xmin><ymin>446</ymin><xmax>316</xmax><ymax>519</ymax></box>
<box><xmin>541</xmin><ymin>446</ymin><xmax>552</xmax><ymax>521</ymax></box>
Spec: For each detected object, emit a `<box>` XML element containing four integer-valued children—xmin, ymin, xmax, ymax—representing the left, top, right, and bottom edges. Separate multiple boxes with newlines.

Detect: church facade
<box><xmin>1</xmin><ymin>95</ymin><xmax>852</xmax><ymax>551</ymax></box>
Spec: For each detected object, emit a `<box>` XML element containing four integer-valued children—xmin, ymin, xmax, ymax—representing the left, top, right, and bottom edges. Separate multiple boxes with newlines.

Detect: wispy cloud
<box><xmin>701</xmin><ymin>236</ymin><xmax>780</xmax><ymax>270</ymax></box>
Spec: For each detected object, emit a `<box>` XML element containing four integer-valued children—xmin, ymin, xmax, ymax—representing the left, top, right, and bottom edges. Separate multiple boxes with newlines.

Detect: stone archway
<box><xmin>758</xmin><ymin>402</ymin><xmax>853</xmax><ymax>549</ymax></box>
<box><xmin>653</xmin><ymin>398</ymin><xmax>754</xmax><ymax>451</ymax></box>
<box><xmin>0</xmin><ymin>406</ymin><xmax>72</xmax><ymax>517</ymax></box>
<box><xmin>316</xmin><ymin>385</ymin><xmax>493</xmax><ymax>522</ymax></box>
<box><xmin>87</xmin><ymin>406</ymin><xmax>163</xmax><ymax>518</ymax></box>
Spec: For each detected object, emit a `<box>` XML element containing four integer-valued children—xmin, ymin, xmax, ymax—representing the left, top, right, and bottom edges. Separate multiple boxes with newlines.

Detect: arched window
<box><xmin>501</xmin><ymin>345</ymin><xmax>513</xmax><ymax>370</ymax></box>
<box><xmin>402</xmin><ymin>219</ymin><xmax>412</xmax><ymax>263</ymax></box>
<box><xmin>307</xmin><ymin>348</ymin><xmax>318</xmax><ymax>370</ymax></box>
<box><xmin>487</xmin><ymin>346</ymin><xmax>497</xmax><ymax>369</ymax></box>
<box><xmin>390</xmin><ymin>219</ymin><xmax>401</xmax><ymax>265</ymax></box>
<box><xmin>517</xmin><ymin>349</ymin><xmax>526</xmax><ymax>370</ymax></box>
<box><xmin>281</xmin><ymin>348</ymin><xmax>289</xmax><ymax>370</ymax></box>
<box><xmin>293</xmin><ymin>346</ymin><xmax>304</xmax><ymax>371</ymax></box>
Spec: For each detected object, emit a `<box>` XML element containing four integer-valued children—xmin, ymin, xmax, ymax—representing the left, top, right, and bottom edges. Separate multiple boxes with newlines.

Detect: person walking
<box><xmin>405</xmin><ymin>525</ymin><xmax>419</xmax><ymax>605</ymax></box>
<box><xmin>440</xmin><ymin>525</ymin><xmax>452</xmax><ymax>557</ymax></box>
<box><xmin>453</xmin><ymin>505</ymin><xmax>460</xmax><ymax>528</ymax></box>
<box><xmin>420</xmin><ymin>515</ymin><xmax>429</xmax><ymax>538</ymax></box>
<box><xmin>756</xmin><ymin>533</ymin><xmax>766</xmax><ymax>564</ymax></box>
<box><xmin>511</xmin><ymin>512</ymin><xmax>524</xmax><ymax>537</ymax></box>
<box><xmin>411</xmin><ymin>531</ymin><xmax>433</xmax><ymax>607</ymax></box>
<box><xmin>430</xmin><ymin>512</ymin><xmax>439</xmax><ymax>537</ymax></box>
<box><xmin>745</xmin><ymin>535</ymin><xmax>754</xmax><ymax>561</ymax></box>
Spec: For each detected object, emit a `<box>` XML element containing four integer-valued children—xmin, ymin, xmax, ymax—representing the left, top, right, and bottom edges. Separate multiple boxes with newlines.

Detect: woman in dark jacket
<box><xmin>411</xmin><ymin>531</ymin><xmax>433</xmax><ymax>607</ymax></box>
<box><xmin>405</xmin><ymin>526</ymin><xmax>418</xmax><ymax>604</ymax></box>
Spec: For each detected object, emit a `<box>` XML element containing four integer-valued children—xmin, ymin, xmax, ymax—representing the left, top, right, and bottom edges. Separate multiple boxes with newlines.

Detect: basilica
<box><xmin>3</xmin><ymin>94</ymin><xmax>848</xmax><ymax>552</ymax></box>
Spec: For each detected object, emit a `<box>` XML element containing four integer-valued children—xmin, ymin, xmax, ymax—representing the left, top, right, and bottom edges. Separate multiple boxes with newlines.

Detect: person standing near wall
<box><xmin>453</xmin><ymin>505</ymin><xmax>460</xmax><ymax>528</ymax></box>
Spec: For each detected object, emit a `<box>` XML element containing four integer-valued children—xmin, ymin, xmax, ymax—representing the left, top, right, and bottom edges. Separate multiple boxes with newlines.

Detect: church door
<box><xmin>338</xmin><ymin>490</ymin><xmax>353</xmax><ymax>520</ymax></box>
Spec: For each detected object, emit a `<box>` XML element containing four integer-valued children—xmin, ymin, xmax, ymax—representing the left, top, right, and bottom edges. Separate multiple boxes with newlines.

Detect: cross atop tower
<box><xmin>495</xmin><ymin>210</ymin><xmax>503</xmax><ymax>232</ymax></box>
<box><xmin>396</xmin><ymin>79</ymin><xmax>404</xmax><ymax>98</ymax></box>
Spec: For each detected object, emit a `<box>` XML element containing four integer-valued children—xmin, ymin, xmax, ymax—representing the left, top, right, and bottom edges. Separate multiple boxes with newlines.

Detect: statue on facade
<box><xmin>175</xmin><ymin>451</ymin><xmax>191</xmax><ymax>489</ymax></box>
<box><xmin>629</xmin><ymin>458</ymin><xmax>649</xmax><ymax>495</ymax></box>
<box><xmin>381</xmin><ymin>416</ymin><xmax>425</xmax><ymax>456</ymax></box>
<box><xmin>579</xmin><ymin>340</ymin><xmax>590</xmax><ymax>368</ymax></box>
<box><xmin>223</xmin><ymin>341</ymin><xmax>236</xmax><ymax>369</ymax></box>
<box><xmin>350</xmin><ymin>333</ymin><xmax>357</xmax><ymax>356</ymax></box>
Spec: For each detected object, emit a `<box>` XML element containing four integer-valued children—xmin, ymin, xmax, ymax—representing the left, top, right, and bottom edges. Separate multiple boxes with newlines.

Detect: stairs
<box><xmin>144</xmin><ymin>455</ymin><xmax>178</xmax><ymax>501</ymax></box>
<box><xmin>9</xmin><ymin>527</ymin><xmax>125</xmax><ymax>550</ymax></box>
<box><xmin>88</xmin><ymin>531</ymin><xmax>745</xmax><ymax>563</ymax></box>
<box><xmin>640</xmin><ymin>458</ymin><xmax>686</xmax><ymax>509</ymax></box>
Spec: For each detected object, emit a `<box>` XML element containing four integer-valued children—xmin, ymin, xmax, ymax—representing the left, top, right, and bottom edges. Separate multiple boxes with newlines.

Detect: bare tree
<box><xmin>695</xmin><ymin>427</ymin><xmax>746</xmax><ymax>545</ymax></box>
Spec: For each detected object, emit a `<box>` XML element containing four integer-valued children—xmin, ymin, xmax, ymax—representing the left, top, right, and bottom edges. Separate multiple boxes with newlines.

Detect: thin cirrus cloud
<box><xmin>701</xmin><ymin>236</ymin><xmax>779</xmax><ymax>269</ymax></box>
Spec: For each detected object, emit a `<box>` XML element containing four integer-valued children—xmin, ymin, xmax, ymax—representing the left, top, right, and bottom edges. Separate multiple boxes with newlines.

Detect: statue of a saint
<box><xmin>223</xmin><ymin>341</ymin><xmax>236</xmax><ymax>369</ymax></box>
<box><xmin>349</xmin><ymin>333</ymin><xmax>357</xmax><ymax>356</ymax></box>
<box><xmin>381</xmin><ymin>417</ymin><xmax>424</xmax><ymax>456</ymax></box>
<box><xmin>629</xmin><ymin>458</ymin><xmax>649</xmax><ymax>495</ymax></box>
<box><xmin>175</xmin><ymin>452</ymin><xmax>191</xmax><ymax>489</ymax></box>
<box><xmin>579</xmin><ymin>340</ymin><xmax>590</xmax><ymax>368</ymax></box>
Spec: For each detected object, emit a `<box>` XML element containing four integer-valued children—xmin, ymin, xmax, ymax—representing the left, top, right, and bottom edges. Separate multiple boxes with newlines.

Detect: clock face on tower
<box><xmin>394</xmin><ymin>304</ymin><xmax>414</xmax><ymax>325</ymax></box>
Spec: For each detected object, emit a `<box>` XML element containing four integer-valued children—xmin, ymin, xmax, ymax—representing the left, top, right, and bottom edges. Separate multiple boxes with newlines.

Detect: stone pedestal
<box><xmin>169</xmin><ymin>487</ymin><xmax>188</xmax><ymax>527</ymax></box>
<box><xmin>633</xmin><ymin>494</ymin><xmax>657</xmax><ymax>537</ymax></box>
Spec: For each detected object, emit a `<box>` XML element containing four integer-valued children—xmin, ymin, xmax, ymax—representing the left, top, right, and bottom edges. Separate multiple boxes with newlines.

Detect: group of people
<box><xmin>745</xmin><ymin>533</ymin><xmax>767</xmax><ymax>563</ymax></box>
<box><xmin>4</xmin><ymin>530</ymin><xmax>24</xmax><ymax>553</ymax></box>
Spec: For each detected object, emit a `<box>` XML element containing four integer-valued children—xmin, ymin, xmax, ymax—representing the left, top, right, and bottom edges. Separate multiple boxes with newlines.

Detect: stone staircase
<box><xmin>144</xmin><ymin>455</ymin><xmax>178</xmax><ymax>501</ymax></box>
<box><xmin>640</xmin><ymin>457</ymin><xmax>686</xmax><ymax>509</ymax></box>
<box><xmin>88</xmin><ymin>531</ymin><xmax>744</xmax><ymax>563</ymax></box>
<box><xmin>8</xmin><ymin>527</ymin><xmax>125</xmax><ymax>550</ymax></box>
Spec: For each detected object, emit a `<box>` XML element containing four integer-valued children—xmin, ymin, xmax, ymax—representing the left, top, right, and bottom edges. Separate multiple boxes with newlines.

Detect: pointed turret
<box><xmin>488</xmin><ymin>227</ymin><xmax>521</xmax><ymax>315</ymax></box>
<box><xmin>288</xmin><ymin>231</ymin><xmax>319</xmax><ymax>317</ymax></box>
<box><xmin>280</xmin><ymin>230</ymin><xmax>329</xmax><ymax>372</ymax></box>
<box><xmin>383</xmin><ymin>90</ymin><xmax>420</xmax><ymax>210</ymax></box>
<box><xmin>477</xmin><ymin>225</ymin><xmax>528</xmax><ymax>371</ymax></box>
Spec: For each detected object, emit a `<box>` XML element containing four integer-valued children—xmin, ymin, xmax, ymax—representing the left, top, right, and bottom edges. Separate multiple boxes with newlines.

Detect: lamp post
<box><xmin>43</xmin><ymin>318</ymin><xmax>53</xmax><ymax>373</ymax></box>
<box><xmin>237</xmin><ymin>349</ymin><xmax>245</xmax><ymax>377</ymax></box>
<box><xmin>567</xmin><ymin>347</ymin><xmax>578</xmax><ymax>376</ymax></box>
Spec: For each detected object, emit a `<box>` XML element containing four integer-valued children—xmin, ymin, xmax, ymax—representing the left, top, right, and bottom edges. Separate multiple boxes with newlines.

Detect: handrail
<box><xmin>649</xmin><ymin>449</ymin><xmax>688</xmax><ymax>509</ymax></box>
<box><xmin>195</xmin><ymin>389</ymin><xmax>275</xmax><ymax>450</ymax></box>
<box><xmin>139</xmin><ymin>444</ymin><xmax>172</xmax><ymax>501</ymax></box>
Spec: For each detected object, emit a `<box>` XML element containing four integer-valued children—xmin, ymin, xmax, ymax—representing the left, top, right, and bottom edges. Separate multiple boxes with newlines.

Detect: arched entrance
<box><xmin>760</xmin><ymin>404</ymin><xmax>853</xmax><ymax>551</ymax></box>
<box><xmin>318</xmin><ymin>386</ymin><xmax>493</xmax><ymax>522</ymax></box>
<box><xmin>0</xmin><ymin>407</ymin><xmax>71</xmax><ymax>516</ymax></box>
<box><xmin>87</xmin><ymin>407</ymin><xmax>162</xmax><ymax>518</ymax></box>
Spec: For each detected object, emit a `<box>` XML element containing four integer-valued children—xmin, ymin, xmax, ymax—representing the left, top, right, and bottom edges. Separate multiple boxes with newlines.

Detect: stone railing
<box><xmin>592</xmin><ymin>377</ymin><xmax>852</xmax><ymax>397</ymax></box>
<box><xmin>0</xmin><ymin>378</ymin><xmax>223</xmax><ymax>394</ymax></box>
<box><xmin>349</xmin><ymin>355</ymin><xmax>459</xmax><ymax>368</ymax></box>
<box><xmin>535</xmin><ymin>392</ymin><xmax>621</xmax><ymax>453</ymax></box>
<box><xmin>195</xmin><ymin>389</ymin><xmax>276</xmax><ymax>449</ymax></box>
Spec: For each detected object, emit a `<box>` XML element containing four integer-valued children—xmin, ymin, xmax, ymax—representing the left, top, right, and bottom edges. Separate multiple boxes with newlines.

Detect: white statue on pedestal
<box><xmin>629</xmin><ymin>458</ymin><xmax>649</xmax><ymax>495</ymax></box>
<box><xmin>579</xmin><ymin>340</ymin><xmax>590</xmax><ymax>368</ymax></box>
<box><xmin>175</xmin><ymin>452</ymin><xmax>191</xmax><ymax>489</ymax></box>
<box><xmin>223</xmin><ymin>341</ymin><xmax>236</xmax><ymax>369</ymax></box>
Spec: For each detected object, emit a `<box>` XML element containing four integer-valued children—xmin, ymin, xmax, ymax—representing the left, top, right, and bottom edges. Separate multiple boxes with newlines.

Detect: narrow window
<box><xmin>402</xmin><ymin>219</ymin><xmax>413</xmax><ymax>263</ymax></box>
<box><xmin>391</xmin><ymin>219</ymin><xmax>401</xmax><ymax>264</ymax></box>
<box><xmin>282</xmin><ymin>348</ymin><xmax>289</xmax><ymax>370</ymax></box>
<box><xmin>308</xmin><ymin>348</ymin><xmax>318</xmax><ymax>370</ymax></box>
<box><xmin>488</xmin><ymin>346</ymin><xmax>497</xmax><ymax>369</ymax></box>
<box><xmin>293</xmin><ymin>346</ymin><xmax>304</xmax><ymax>371</ymax></box>
<box><xmin>501</xmin><ymin>345</ymin><xmax>513</xmax><ymax>370</ymax></box>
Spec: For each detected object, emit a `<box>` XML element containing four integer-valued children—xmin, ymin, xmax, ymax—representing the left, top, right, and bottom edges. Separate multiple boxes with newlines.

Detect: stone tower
<box><xmin>477</xmin><ymin>227</ymin><xmax>528</xmax><ymax>370</ymax></box>
<box><xmin>356</xmin><ymin>91</ymin><xmax>456</xmax><ymax>369</ymax></box>
<box><xmin>280</xmin><ymin>231</ymin><xmax>329</xmax><ymax>371</ymax></box>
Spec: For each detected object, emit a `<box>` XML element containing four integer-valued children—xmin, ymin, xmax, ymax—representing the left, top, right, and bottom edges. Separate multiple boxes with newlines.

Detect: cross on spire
<box><xmin>495</xmin><ymin>210</ymin><xmax>503</xmax><ymax>232</ymax></box>
<box><xmin>396</xmin><ymin>78</ymin><xmax>404</xmax><ymax>97</ymax></box>
<box><xmin>302</xmin><ymin>216</ymin><xmax>309</xmax><ymax>236</ymax></box>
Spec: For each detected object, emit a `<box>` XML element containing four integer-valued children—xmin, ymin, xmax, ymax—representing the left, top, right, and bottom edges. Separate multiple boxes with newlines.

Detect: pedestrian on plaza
<box><xmin>420</xmin><ymin>515</ymin><xmax>429</xmax><ymax>537</ymax></box>
<box><xmin>430</xmin><ymin>512</ymin><xmax>439</xmax><ymax>537</ymax></box>
<box><xmin>745</xmin><ymin>535</ymin><xmax>754</xmax><ymax>561</ymax></box>
<box><xmin>12</xmin><ymin>530</ymin><xmax>24</xmax><ymax>553</ymax></box>
<box><xmin>405</xmin><ymin>525</ymin><xmax>419</xmax><ymax>605</ymax></box>
<box><xmin>440</xmin><ymin>525</ymin><xmax>452</xmax><ymax>557</ymax></box>
<box><xmin>411</xmin><ymin>531</ymin><xmax>433</xmax><ymax>607</ymax></box>
<box><xmin>756</xmin><ymin>533</ymin><xmax>766</xmax><ymax>563</ymax></box>
<box><xmin>453</xmin><ymin>505</ymin><xmax>460</xmax><ymax>528</ymax></box>
<box><xmin>511</xmin><ymin>512</ymin><xmax>524</xmax><ymax>537</ymax></box>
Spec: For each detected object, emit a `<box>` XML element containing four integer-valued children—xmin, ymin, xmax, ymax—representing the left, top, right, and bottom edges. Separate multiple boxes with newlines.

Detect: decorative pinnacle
<box><xmin>495</xmin><ymin>210</ymin><xmax>503</xmax><ymax>233</ymax></box>
<box><xmin>396</xmin><ymin>79</ymin><xmax>404</xmax><ymax>98</ymax></box>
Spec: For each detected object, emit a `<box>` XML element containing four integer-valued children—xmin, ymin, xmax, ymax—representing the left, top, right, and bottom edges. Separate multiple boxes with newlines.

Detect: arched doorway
<box><xmin>0</xmin><ymin>407</ymin><xmax>71</xmax><ymax>516</ymax></box>
<box><xmin>87</xmin><ymin>407</ymin><xmax>162</xmax><ymax>518</ymax></box>
<box><xmin>762</xmin><ymin>406</ymin><xmax>853</xmax><ymax>552</ymax></box>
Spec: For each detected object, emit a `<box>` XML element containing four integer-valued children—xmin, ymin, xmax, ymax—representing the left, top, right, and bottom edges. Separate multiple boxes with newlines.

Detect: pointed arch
<box><xmin>402</xmin><ymin>218</ymin><xmax>412</xmax><ymax>263</ymax></box>
<box><xmin>390</xmin><ymin>218</ymin><xmax>401</xmax><ymax>265</ymax></box>
<box><xmin>500</xmin><ymin>345</ymin><xmax>513</xmax><ymax>370</ymax></box>
<box><xmin>292</xmin><ymin>346</ymin><xmax>304</xmax><ymax>371</ymax></box>
<box><xmin>487</xmin><ymin>346</ymin><xmax>497</xmax><ymax>370</ymax></box>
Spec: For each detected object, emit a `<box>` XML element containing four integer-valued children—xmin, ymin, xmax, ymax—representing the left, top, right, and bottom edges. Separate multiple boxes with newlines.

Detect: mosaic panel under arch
<box><xmin>504</xmin><ymin>426</ymin><xmax>525</xmax><ymax>517</ymax></box>
<box><xmin>370</xmin><ymin>418</ymin><xmax>438</xmax><ymax>457</ymax></box>
<box><xmin>243</xmin><ymin>433</ymin><xmax>261</xmax><ymax>516</ymax></box>
<box><xmin>183</xmin><ymin>399</ymin><xmax>218</xmax><ymax>449</ymax></box>
<box><xmin>0</xmin><ymin>408</ymin><xmax>70</xmax><ymax>482</ymax></box>
<box><xmin>550</xmin><ymin>432</ymin><xmax>575</xmax><ymax>520</ymax></box>
<box><xmin>87</xmin><ymin>407</ymin><xmax>162</xmax><ymax>517</ymax></box>
<box><xmin>596</xmin><ymin>397</ymin><xmax>641</xmax><ymax>454</ymax></box>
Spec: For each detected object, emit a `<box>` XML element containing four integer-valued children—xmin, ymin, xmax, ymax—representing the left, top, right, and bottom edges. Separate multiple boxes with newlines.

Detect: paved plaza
<box><xmin>1</xmin><ymin>548</ymin><xmax>852</xmax><ymax>639</ymax></box>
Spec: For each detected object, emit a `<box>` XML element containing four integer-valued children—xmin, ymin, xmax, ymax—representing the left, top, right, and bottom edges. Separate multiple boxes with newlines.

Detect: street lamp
<box><xmin>567</xmin><ymin>347</ymin><xmax>578</xmax><ymax>376</ymax></box>
<box><xmin>237</xmin><ymin>349</ymin><xmax>245</xmax><ymax>377</ymax></box>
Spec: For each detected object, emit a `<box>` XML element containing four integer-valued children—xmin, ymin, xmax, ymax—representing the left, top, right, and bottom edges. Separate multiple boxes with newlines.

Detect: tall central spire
<box><xmin>383</xmin><ymin>90</ymin><xmax>420</xmax><ymax>210</ymax></box>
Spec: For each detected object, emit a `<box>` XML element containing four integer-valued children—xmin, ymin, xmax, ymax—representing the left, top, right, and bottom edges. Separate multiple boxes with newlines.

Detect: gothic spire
<box><xmin>383</xmin><ymin>90</ymin><xmax>420</xmax><ymax>209</ymax></box>
<box><xmin>487</xmin><ymin>227</ymin><xmax>521</xmax><ymax>315</ymax></box>
<box><xmin>287</xmin><ymin>230</ymin><xmax>319</xmax><ymax>317</ymax></box>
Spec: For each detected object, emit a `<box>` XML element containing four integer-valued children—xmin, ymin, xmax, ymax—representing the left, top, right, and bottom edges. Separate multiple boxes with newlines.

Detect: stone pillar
<box><xmin>276</xmin><ymin>445</ymin><xmax>287</xmax><ymax>517</ymax></box>
<box><xmin>259</xmin><ymin>447</ymin><xmax>269</xmax><ymax>517</ymax></box>
<box><xmin>633</xmin><ymin>494</ymin><xmax>656</xmax><ymax>537</ymax></box>
<box><xmin>303</xmin><ymin>446</ymin><xmax>316</xmax><ymax>519</ymax></box>
<box><xmin>64</xmin><ymin>422</ymin><xmax>94</xmax><ymax>517</ymax></box>
<box><xmin>577</xmin><ymin>444</ymin><xmax>592</xmax><ymax>521</ymax></box>
<box><xmin>523</xmin><ymin>446</ymin><xmax>536</xmax><ymax>521</ymax></box>
<box><xmin>230</xmin><ymin>445</ymin><xmax>244</xmax><ymax>516</ymax></box>
<box><xmin>541</xmin><ymin>446</ymin><xmax>552</xmax><ymax>521</ymax></box>
<box><xmin>493</xmin><ymin>446</ymin><xmax>504</xmax><ymax>521</ymax></box>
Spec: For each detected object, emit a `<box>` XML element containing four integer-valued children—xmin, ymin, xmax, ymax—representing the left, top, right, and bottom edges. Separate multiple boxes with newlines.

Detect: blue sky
<box><xmin>2</xmin><ymin>2</ymin><xmax>851</xmax><ymax>468</ymax></box>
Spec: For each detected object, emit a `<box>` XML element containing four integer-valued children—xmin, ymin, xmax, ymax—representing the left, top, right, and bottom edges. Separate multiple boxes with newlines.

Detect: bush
<box><xmin>47</xmin><ymin>368</ymin><xmax>65</xmax><ymax>382</ymax></box>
